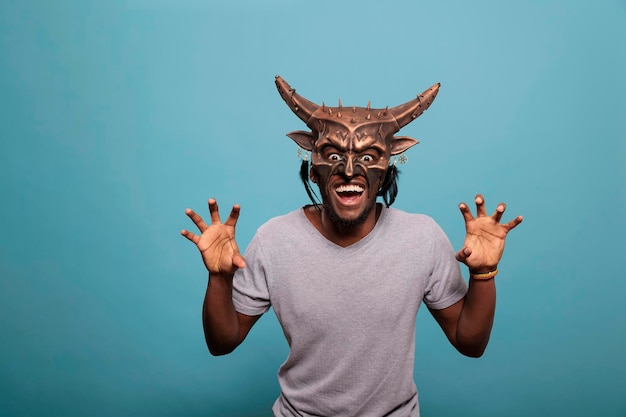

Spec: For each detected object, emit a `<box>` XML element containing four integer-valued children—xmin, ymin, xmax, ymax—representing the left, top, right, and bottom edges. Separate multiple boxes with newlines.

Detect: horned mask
<box><xmin>275</xmin><ymin>75</ymin><xmax>440</xmax><ymax>207</ymax></box>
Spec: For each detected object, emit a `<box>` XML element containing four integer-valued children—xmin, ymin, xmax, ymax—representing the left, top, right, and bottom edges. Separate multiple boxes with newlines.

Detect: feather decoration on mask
<box><xmin>377</xmin><ymin>165</ymin><xmax>400</xmax><ymax>207</ymax></box>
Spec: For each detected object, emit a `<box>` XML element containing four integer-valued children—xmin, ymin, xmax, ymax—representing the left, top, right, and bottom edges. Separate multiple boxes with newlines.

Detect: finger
<box><xmin>224</xmin><ymin>204</ymin><xmax>241</xmax><ymax>227</ymax></box>
<box><xmin>475</xmin><ymin>194</ymin><xmax>487</xmax><ymax>217</ymax></box>
<box><xmin>503</xmin><ymin>215</ymin><xmax>524</xmax><ymax>231</ymax></box>
<box><xmin>180</xmin><ymin>229</ymin><xmax>199</xmax><ymax>244</ymax></box>
<box><xmin>458</xmin><ymin>202</ymin><xmax>474</xmax><ymax>223</ymax></box>
<box><xmin>492</xmin><ymin>202</ymin><xmax>506</xmax><ymax>223</ymax></box>
<box><xmin>185</xmin><ymin>208</ymin><xmax>209</xmax><ymax>232</ymax></box>
<box><xmin>455</xmin><ymin>246</ymin><xmax>472</xmax><ymax>262</ymax></box>
<box><xmin>208</xmin><ymin>198</ymin><xmax>222</xmax><ymax>225</ymax></box>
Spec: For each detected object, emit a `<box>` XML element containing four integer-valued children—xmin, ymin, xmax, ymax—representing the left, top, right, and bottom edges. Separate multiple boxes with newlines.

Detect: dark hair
<box><xmin>376</xmin><ymin>165</ymin><xmax>399</xmax><ymax>207</ymax></box>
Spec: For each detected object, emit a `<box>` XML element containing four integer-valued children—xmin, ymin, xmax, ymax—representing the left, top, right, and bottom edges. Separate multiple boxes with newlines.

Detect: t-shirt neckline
<box><xmin>297</xmin><ymin>203</ymin><xmax>389</xmax><ymax>253</ymax></box>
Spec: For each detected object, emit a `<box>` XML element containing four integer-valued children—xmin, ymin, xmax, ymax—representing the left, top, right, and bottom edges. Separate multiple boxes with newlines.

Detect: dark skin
<box><xmin>181</xmin><ymin>200</ymin><xmax>258</xmax><ymax>355</ymax></box>
<box><xmin>432</xmin><ymin>195</ymin><xmax>522</xmax><ymax>357</ymax></box>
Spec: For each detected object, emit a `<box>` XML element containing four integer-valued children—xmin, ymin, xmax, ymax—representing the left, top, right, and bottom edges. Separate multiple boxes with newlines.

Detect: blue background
<box><xmin>1</xmin><ymin>1</ymin><xmax>624</xmax><ymax>416</ymax></box>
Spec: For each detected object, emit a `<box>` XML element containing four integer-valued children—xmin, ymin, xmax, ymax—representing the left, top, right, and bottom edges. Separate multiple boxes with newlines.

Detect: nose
<box><xmin>344</xmin><ymin>156</ymin><xmax>355</xmax><ymax>178</ymax></box>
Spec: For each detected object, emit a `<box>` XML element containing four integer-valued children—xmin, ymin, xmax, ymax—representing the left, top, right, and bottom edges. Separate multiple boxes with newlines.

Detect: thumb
<box><xmin>455</xmin><ymin>246</ymin><xmax>472</xmax><ymax>263</ymax></box>
<box><xmin>233</xmin><ymin>253</ymin><xmax>246</xmax><ymax>269</ymax></box>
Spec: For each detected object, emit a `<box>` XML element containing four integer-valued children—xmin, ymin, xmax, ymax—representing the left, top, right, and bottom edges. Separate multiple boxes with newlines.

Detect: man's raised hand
<box><xmin>181</xmin><ymin>199</ymin><xmax>246</xmax><ymax>276</ymax></box>
<box><xmin>455</xmin><ymin>194</ymin><xmax>523</xmax><ymax>273</ymax></box>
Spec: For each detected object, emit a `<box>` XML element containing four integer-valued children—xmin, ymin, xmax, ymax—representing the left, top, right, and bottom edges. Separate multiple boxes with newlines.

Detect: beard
<box><xmin>321</xmin><ymin>193</ymin><xmax>376</xmax><ymax>228</ymax></box>
<box><xmin>325</xmin><ymin>203</ymin><xmax>373</xmax><ymax>227</ymax></box>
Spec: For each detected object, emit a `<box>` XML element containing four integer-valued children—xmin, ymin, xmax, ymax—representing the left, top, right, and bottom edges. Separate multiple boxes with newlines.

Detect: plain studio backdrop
<box><xmin>1</xmin><ymin>1</ymin><xmax>624</xmax><ymax>416</ymax></box>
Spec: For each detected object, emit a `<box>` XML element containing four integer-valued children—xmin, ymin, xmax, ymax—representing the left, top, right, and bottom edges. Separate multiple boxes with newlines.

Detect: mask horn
<box><xmin>275</xmin><ymin>75</ymin><xmax>319</xmax><ymax>126</ymax></box>
<box><xmin>389</xmin><ymin>83</ymin><xmax>440</xmax><ymax>129</ymax></box>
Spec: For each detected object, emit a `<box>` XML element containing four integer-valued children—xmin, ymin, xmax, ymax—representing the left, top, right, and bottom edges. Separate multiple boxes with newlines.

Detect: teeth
<box><xmin>336</xmin><ymin>184</ymin><xmax>364</xmax><ymax>193</ymax></box>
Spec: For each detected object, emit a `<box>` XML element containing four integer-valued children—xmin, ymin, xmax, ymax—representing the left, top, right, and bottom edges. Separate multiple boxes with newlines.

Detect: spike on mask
<box><xmin>275</xmin><ymin>75</ymin><xmax>440</xmax><ymax>208</ymax></box>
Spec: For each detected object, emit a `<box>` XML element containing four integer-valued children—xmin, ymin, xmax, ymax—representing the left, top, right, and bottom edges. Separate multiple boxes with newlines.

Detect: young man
<box><xmin>181</xmin><ymin>76</ymin><xmax>522</xmax><ymax>416</ymax></box>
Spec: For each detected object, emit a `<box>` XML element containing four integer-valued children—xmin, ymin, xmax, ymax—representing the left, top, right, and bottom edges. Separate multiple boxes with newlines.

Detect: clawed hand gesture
<box><xmin>181</xmin><ymin>199</ymin><xmax>246</xmax><ymax>276</ymax></box>
<box><xmin>455</xmin><ymin>194</ymin><xmax>523</xmax><ymax>273</ymax></box>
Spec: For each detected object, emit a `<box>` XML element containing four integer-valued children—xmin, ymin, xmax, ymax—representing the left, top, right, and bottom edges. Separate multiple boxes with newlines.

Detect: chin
<box><xmin>325</xmin><ymin>201</ymin><xmax>375</xmax><ymax>228</ymax></box>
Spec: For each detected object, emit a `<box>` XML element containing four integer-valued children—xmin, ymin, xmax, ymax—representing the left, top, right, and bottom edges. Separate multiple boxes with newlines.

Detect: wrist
<box><xmin>209</xmin><ymin>271</ymin><xmax>235</xmax><ymax>284</ymax></box>
<box><xmin>469</xmin><ymin>266</ymin><xmax>498</xmax><ymax>281</ymax></box>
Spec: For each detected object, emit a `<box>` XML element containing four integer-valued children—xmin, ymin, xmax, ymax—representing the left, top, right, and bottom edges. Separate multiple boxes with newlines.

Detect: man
<box><xmin>181</xmin><ymin>76</ymin><xmax>522</xmax><ymax>416</ymax></box>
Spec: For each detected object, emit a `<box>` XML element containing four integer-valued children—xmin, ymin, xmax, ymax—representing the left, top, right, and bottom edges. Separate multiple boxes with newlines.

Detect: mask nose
<box><xmin>343</xmin><ymin>156</ymin><xmax>355</xmax><ymax>179</ymax></box>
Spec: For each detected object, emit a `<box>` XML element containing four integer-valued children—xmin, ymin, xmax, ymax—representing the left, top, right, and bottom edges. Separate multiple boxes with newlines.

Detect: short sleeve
<box><xmin>232</xmin><ymin>233</ymin><xmax>271</xmax><ymax>316</ymax></box>
<box><xmin>423</xmin><ymin>219</ymin><xmax>468</xmax><ymax>310</ymax></box>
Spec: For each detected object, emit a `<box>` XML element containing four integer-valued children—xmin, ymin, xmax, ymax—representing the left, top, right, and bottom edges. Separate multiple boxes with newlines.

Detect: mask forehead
<box><xmin>313</xmin><ymin>121</ymin><xmax>390</xmax><ymax>155</ymax></box>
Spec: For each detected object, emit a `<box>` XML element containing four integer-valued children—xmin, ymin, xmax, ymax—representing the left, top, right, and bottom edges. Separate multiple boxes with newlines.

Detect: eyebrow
<box><xmin>321</xmin><ymin>144</ymin><xmax>385</xmax><ymax>157</ymax></box>
<box><xmin>318</xmin><ymin>133</ymin><xmax>387</xmax><ymax>154</ymax></box>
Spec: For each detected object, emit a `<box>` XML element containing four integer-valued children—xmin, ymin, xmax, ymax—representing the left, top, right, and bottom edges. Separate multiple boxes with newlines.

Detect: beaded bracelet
<box><xmin>470</xmin><ymin>268</ymin><xmax>498</xmax><ymax>281</ymax></box>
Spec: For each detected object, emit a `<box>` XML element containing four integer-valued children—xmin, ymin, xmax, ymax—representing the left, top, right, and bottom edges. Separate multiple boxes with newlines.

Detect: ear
<box><xmin>310</xmin><ymin>166</ymin><xmax>317</xmax><ymax>183</ymax></box>
<box><xmin>287</xmin><ymin>130</ymin><xmax>316</xmax><ymax>151</ymax></box>
<box><xmin>389</xmin><ymin>136</ymin><xmax>419</xmax><ymax>155</ymax></box>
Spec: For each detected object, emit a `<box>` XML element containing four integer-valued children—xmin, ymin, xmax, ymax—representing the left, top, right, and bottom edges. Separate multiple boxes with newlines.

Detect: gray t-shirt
<box><xmin>233</xmin><ymin>205</ymin><xmax>467</xmax><ymax>417</ymax></box>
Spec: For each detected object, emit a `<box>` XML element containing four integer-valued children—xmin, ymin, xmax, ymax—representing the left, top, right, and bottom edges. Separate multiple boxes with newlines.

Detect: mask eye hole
<box><xmin>359</xmin><ymin>150</ymin><xmax>381</xmax><ymax>165</ymax></box>
<box><xmin>322</xmin><ymin>147</ymin><xmax>344</xmax><ymax>162</ymax></box>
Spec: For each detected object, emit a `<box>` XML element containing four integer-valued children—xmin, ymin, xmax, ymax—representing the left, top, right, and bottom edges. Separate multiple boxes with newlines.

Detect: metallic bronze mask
<box><xmin>275</xmin><ymin>75</ymin><xmax>440</xmax><ymax>207</ymax></box>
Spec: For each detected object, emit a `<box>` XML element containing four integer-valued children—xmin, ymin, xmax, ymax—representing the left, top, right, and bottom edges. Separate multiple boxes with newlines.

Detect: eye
<box><xmin>360</xmin><ymin>153</ymin><xmax>378</xmax><ymax>163</ymax></box>
<box><xmin>328</xmin><ymin>153</ymin><xmax>342</xmax><ymax>162</ymax></box>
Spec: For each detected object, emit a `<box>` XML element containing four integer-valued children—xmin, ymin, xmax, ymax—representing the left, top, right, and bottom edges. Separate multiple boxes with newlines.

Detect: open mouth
<box><xmin>334</xmin><ymin>184</ymin><xmax>364</xmax><ymax>204</ymax></box>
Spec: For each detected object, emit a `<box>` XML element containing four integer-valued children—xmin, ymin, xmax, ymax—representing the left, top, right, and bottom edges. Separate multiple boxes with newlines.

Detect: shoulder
<box><xmin>252</xmin><ymin>207</ymin><xmax>309</xmax><ymax>244</ymax></box>
<box><xmin>382</xmin><ymin>206</ymin><xmax>441</xmax><ymax>231</ymax></box>
<box><xmin>380</xmin><ymin>206</ymin><xmax>451</xmax><ymax>246</ymax></box>
<box><xmin>258</xmin><ymin>208</ymin><xmax>303</xmax><ymax>231</ymax></box>
<box><xmin>245</xmin><ymin>207</ymin><xmax>319</xmax><ymax>259</ymax></box>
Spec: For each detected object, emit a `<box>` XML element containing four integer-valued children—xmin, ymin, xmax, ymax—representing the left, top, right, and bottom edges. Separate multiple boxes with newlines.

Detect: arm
<box><xmin>182</xmin><ymin>199</ymin><xmax>261</xmax><ymax>356</ymax></box>
<box><xmin>429</xmin><ymin>279</ymin><xmax>495</xmax><ymax>357</ymax></box>
<box><xmin>201</xmin><ymin>272</ymin><xmax>261</xmax><ymax>355</ymax></box>
<box><xmin>430</xmin><ymin>194</ymin><xmax>522</xmax><ymax>358</ymax></box>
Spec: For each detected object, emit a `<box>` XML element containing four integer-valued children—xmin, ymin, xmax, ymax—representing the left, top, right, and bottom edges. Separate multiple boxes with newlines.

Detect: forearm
<box><xmin>202</xmin><ymin>273</ymin><xmax>241</xmax><ymax>355</ymax></box>
<box><xmin>455</xmin><ymin>277</ymin><xmax>496</xmax><ymax>357</ymax></box>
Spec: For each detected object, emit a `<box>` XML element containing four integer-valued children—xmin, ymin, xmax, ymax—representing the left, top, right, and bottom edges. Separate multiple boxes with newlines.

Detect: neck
<box><xmin>305</xmin><ymin>203</ymin><xmax>382</xmax><ymax>248</ymax></box>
